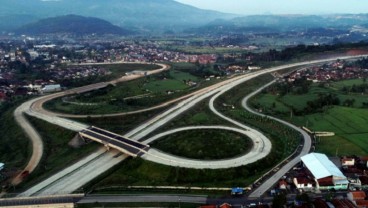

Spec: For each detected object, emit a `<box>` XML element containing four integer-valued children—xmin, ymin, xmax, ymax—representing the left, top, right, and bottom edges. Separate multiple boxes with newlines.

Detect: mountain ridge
<box><xmin>14</xmin><ymin>15</ymin><xmax>132</xmax><ymax>35</ymax></box>
<box><xmin>0</xmin><ymin>0</ymin><xmax>238</xmax><ymax>33</ymax></box>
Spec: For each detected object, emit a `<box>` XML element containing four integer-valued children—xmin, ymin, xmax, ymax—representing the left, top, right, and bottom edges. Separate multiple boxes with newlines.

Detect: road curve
<box><xmin>20</xmin><ymin>55</ymin><xmax>366</xmax><ymax>196</ymax></box>
<box><xmin>141</xmin><ymin>126</ymin><xmax>271</xmax><ymax>169</ymax></box>
<box><xmin>30</xmin><ymin>63</ymin><xmax>171</xmax><ymax>118</ymax></box>
<box><xmin>242</xmin><ymin>81</ymin><xmax>312</xmax><ymax>198</ymax></box>
<box><xmin>13</xmin><ymin>63</ymin><xmax>170</xmax><ymax>186</ymax></box>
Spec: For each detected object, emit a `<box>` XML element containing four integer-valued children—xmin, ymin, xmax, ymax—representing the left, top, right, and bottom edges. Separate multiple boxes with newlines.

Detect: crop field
<box><xmin>251</xmin><ymin>78</ymin><xmax>368</xmax><ymax>156</ymax></box>
<box><xmin>289</xmin><ymin>107</ymin><xmax>368</xmax><ymax>155</ymax></box>
<box><xmin>253</xmin><ymin>78</ymin><xmax>368</xmax><ymax>114</ymax></box>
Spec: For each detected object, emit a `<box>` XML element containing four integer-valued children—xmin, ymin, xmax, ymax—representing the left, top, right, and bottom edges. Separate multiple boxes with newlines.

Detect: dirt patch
<box><xmin>68</xmin><ymin>133</ymin><xmax>87</xmax><ymax>148</ymax></box>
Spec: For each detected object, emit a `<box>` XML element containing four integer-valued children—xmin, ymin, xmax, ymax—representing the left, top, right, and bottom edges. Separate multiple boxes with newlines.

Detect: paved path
<box><xmin>242</xmin><ymin>81</ymin><xmax>312</xmax><ymax>198</ymax></box>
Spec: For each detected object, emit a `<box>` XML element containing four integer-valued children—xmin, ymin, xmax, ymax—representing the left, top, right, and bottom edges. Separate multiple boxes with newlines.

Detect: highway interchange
<box><xmin>14</xmin><ymin>55</ymin><xmax>366</xmax><ymax>199</ymax></box>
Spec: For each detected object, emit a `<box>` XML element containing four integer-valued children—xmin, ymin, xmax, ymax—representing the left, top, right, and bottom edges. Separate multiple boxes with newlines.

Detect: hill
<box><xmin>188</xmin><ymin>14</ymin><xmax>368</xmax><ymax>34</ymax></box>
<box><xmin>0</xmin><ymin>0</ymin><xmax>237</xmax><ymax>33</ymax></box>
<box><xmin>14</xmin><ymin>15</ymin><xmax>132</xmax><ymax>35</ymax></box>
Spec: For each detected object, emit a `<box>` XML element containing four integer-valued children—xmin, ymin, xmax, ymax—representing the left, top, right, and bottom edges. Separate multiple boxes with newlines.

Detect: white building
<box><xmin>301</xmin><ymin>153</ymin><xmax>349</xmax><ymax>190</ymax></box>
<box><xmin>0</xmin><ymin>163</ymin><xmax>4</xmax><ymax>171</ymax></box>
<box><xmin>42</xmin><ymin>84</ymin><xmax>61</xmax><ymax>93</ymax></box>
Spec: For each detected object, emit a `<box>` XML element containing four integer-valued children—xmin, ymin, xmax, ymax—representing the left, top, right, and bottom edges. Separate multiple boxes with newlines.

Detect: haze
<box><xmin>176</xmin><ymin>0</ymin><xmax>368</xmax><ymax>15</ymax></box>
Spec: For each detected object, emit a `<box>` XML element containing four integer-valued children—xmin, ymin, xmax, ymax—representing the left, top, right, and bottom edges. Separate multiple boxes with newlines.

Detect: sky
<box><xmin>175</xmin><ymin>0</ymin><xmax>368</xmax><ymax>15</ymax></box>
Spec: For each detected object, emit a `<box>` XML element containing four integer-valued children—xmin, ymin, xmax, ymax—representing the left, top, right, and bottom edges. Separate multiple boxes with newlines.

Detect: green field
<box><xmin>251</xmin><ymin>78</ymin><xmax>368</xmax><ymax>156</ymax></box>
<box><xmin>45</xmin><ymin>62</ymin><xmax>222</xmax><ymax>115</ymax></box>
<box><xmin>44</xmin><ymin>69</ymin><xmax>194</xmax><ymax>114</ymax></box>
<box><xmin>253</xmin><ymin>79</ymin><xmax>368</xmax><ymax>115</ymax></box>
<box><xmin>151</xmin><ymin>129</ymin><xmax>253</xmax><ymax>160</ymax></box>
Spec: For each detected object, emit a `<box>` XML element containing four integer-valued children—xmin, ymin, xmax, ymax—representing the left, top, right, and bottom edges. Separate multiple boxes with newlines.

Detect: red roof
<box><xmin>356</xmin><ymin>200</ymin><xmax>368</xmax><ymax>207</ymax></box>
<box><xmin>332</xmin><ymin>199</ymin><xmax>357</xmax><ymax>208</ymax></box>
<box><xmin>314</xmin><ymin>198</ymin><xmax>329</xmax><ymax>208</ymax></box>
<box><xmin>219</xmin><ymin>203</ymin><xmax>232</xmax><ymax>208</ymax></box>
<box><xmin>318</xmin><ymin>177</ymin><xmax>334</xmax><ymax>186</ymax></box>
<box><xmin>279</xmin><ymin>180</ymin><xmax>288</xmax><ymax>187</ymax></box>
<box><xmin>351</xmin><ymin>191</ymin><xmax>366</xmax><ymax>200</ymax></box>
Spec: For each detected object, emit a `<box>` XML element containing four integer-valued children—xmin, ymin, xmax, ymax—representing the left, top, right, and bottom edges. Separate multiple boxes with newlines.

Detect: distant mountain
<box><xmin>188</xmin><ymin>14</ymin><xmax>368</xmax><ymax>34</ymax></box>
<box><xmin>14</xmin><ymin>15</ymin><xmax>132</xmax><ymax>35</ymax></box>
<box><xmin>0</xmin><ymin>0</ymin><xmax>238</xmax><ymax>33</ymax></box>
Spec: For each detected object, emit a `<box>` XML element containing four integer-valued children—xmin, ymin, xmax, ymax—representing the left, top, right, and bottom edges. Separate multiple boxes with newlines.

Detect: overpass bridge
<box><xmin>79</xmin><ymin>126</ymin><xmax>149</xmax><ymax>157</ymax></box>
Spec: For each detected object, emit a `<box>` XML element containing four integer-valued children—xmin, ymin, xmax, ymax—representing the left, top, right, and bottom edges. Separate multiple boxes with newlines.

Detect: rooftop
<box><xmin>301</xmin><ymin>153</ymin><xmax>347</xmax><ymax>180</ymax></box>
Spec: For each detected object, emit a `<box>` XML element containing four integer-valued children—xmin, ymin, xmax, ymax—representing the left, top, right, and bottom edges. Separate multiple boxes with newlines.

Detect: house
<box><xmin>332</xmin><ymin>199</ymin><xmax>356</xmax><ymax>208</ymax></box>
<box><xmin>301</xmin><ymin>153</ymin><xmax>349</xmax><ymax>190</ymax></box>
<box><xmin>279</xmin><ymin>180</ymin><xmax>288</xmax><ymax>190</ymax></box>
<box><xmin>348</xmin><ymin>176</ymin><xmax>362</xmax><ymax>189</ymax></box>
<box><xmin>293</xmin><ymin>177</ymin><xmax>314</xmax><ymax>190</ymax></box>
<box><xmin>0</xmin><ymin>163</ymin><xmax>4</xmax><ymax>171</ymax></box>
<box><xmin>342</xmin><ymin>157</ymin><xmax>355</xmax><ymax>166</ymax></box>
<box><xmin>347</xmin><ymin>191</ymin><xmax>366</xmax><ymax>202</ymax></box>
<box><xmin>313</xmin><ymin>198</ymin><xmax>330</xmax><ymax>208</ymax></box>
<box><xmin>356</xmin><ymin>200</ymin><xmax>368</xmax><ymax>208</ymax></box>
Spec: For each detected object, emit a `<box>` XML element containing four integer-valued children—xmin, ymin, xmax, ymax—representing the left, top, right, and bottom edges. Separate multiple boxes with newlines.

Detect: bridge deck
<box><xmin>79</xmin><ymin>126</ymin><xmax>149</xmax><ymax>157</ymax></box>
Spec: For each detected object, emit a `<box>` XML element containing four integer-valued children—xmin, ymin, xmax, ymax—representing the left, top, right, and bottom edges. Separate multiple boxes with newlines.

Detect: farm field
<box><xmin>251</xmin><ymin>78</ymin><xmax>368</xmax><ymax>156</ymax></box>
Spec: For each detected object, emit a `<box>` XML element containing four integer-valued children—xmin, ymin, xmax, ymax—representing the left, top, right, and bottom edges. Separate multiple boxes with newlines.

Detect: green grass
<box><xmin>44</xmin><ymin>68</ymin><xmax>207</xmax><ymax>115</ymax></box>
<box><xmin>329</xmin><ymin>79</ymin><xmax>366</xmax><ymax>89</ymax></box>
<box><xmin>151</xmin><ymin>129</ymin><xmax>253</xmax><ymax>160</ymax></box>
<box><xmin>253</xmin><ymin>78</ymin><xmax>368</xmax><ymax>115</ymax></box>
<box><xmin>250</xmin><ymin>78</ymin><xmax>368</xmax><ymax>156</ymax></box>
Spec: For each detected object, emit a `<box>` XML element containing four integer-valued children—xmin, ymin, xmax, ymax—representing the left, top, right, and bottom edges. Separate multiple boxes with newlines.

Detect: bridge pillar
<box><xmin>104</xmin><ymin>144</ymin><xmax>110</xmax><ymax>151</ymax></box>
<box><xmin>78</xmin><ymin>133</ymin><xmax>88</xmax><ymax>143</ymax></box>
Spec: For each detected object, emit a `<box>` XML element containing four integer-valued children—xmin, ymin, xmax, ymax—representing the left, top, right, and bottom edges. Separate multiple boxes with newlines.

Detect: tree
<box><xmin>272</xmin><ymin>193</ymin><xmax>287</xmax><ymax>208</ymax></box>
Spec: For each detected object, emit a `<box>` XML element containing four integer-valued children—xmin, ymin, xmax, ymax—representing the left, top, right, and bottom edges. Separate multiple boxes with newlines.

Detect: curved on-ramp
<box><xmin>141</xmin><ymin>126</ymin><xmax>271</xmax><ymax>169</ymax></box>
<box><xmin>12</xmin><ymin>63</ymin><xmax>170</xmax><ymax>185</ymax></box>
<box><xmin>242</xmin><ymin>81</ymin><xmax>312</xmax><ymax>198</ymax></box>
